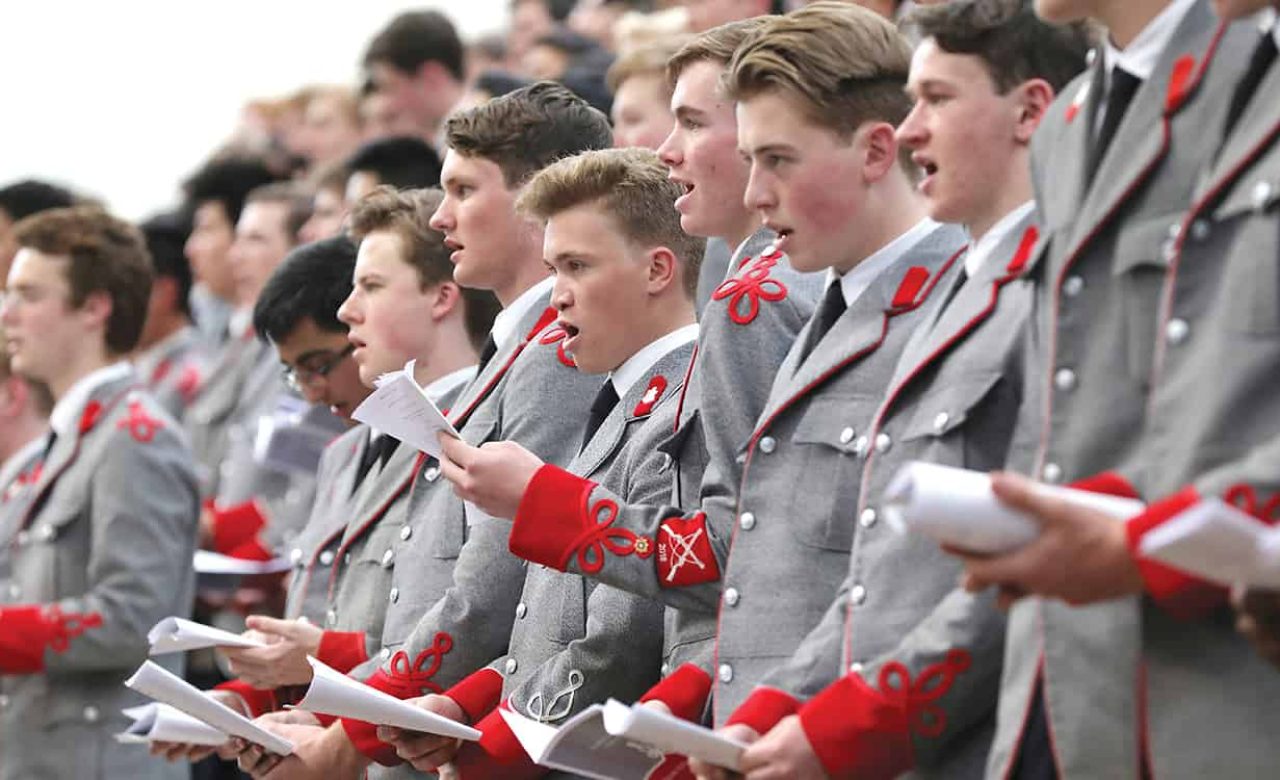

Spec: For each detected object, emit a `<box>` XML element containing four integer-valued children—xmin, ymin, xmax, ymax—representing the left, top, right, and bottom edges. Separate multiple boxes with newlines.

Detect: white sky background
<box><xmin>0</xmin><ymin>1</ymin><xmax>508</xmax><ymax>220</ymax></box>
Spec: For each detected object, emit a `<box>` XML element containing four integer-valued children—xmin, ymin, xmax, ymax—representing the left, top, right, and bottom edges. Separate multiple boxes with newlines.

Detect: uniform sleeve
<box><xmin>0</xmin><ymin>412</ymin><xmax>199</xmax><ymax>675</ymax></box>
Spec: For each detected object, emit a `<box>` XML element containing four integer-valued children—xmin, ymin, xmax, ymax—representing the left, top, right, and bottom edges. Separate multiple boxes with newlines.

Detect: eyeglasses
<box><xmin>282</xmin><ymin>343</ymin><xmax>355</xmax><ymax>393</ymax></box>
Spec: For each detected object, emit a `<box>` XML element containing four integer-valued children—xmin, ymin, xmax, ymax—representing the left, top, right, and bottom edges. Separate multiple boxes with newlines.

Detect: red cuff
<box><xmin>215</xmin><ymin>679</ymin><xmax>278</xmax><ymax>718</ymax></box>
<box><xmin>1070</xmin><ymin>471</ymin><xmax>1140</xmax><ymax>499</ymax></box>
<box><xmin>316</xmin><ymin>631</ymin><xmax>369</xmax><ymax>675</ymax></box>
<box><xmin>451</xmin><ymin>705</ymin><xmax>544</xmax><ymax>780</ymax></box>
<box><xmin>314</xmin><ymin>712</ymin><xmax>337</xmax><ymax>728</ymax></box>
<box><xmin>446</xmin><ymin>667</ymin><xmax>505</xmax><ymax>724</ymax></box>
<box><xmin>0</xmin><ymin>604</ymin><xmax>103</xmax><ymax>674</ymax></box>
<box><xmin>726</xmin><ymin>687</ymin><xmax>800</xmax><ymax>735</ymax></box>
<box><xmin>211</xmin><ymin>500</ymin><xmax>268</xmax><ymax>555</ymax></box>
<box><xmin>798</xmin><ymin>673</ymin><xmax>913</xmax><ymax>779</ymax></box>
<box><xmin>640</xmin><ymin>663</ymin><xmax>712</xmax><ymax>723</ymax></box>
<box><xmin>1126</xmin><ymin>486</ymin><xmax>1226</xmax><ymax>620</ymax></box>
<box><xmin>509</xmin><ymin>464</ymin><xmax>596</xmax><ymax>570</ymax></box>
<box><xmin>340</xmin><ymin>715</ymin><xmax>400</xmax><ymax>766</ymax></box>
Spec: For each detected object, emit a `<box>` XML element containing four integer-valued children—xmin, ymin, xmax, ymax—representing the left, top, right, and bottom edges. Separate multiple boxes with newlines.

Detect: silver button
<box><xmin>515</xmin><ymin>602</ymin><xmax>528</xmax><ymax>619</ymax></box>
<box><xmin>83</xmin><ymin>705</ymin><xmax>100</xmax><ymax>723</ymax></box>
<box><xmin>326</xmin><ymin>609</ymin><xmax>337</xmax><ymax>627</ymax></box>
<box><xmin>1062</xmin><ymin>275</ymin><xmax>1084</xmax><ymax>297</ymax></box>
<box><xmin>739</xmin><ymin>512</ymin><xmax>756</xmax><ymax>531</ymax></box>
<box><xmin>343</xmin><ymin>552</ymin><xmax>351</xmax><ymax>565</ymax></box>
<box><xmin>854</xmin><ymin>435</ymin><xmax>870</xmax><ymax>457</ymax></box>
<box><xmin>1166</xmin><ymin>318</ymin><xmax>1189</xmax><ymax>345</ymax></box>
<box><xmin>850</xmin><ymin>584</ymin><xmax>867</xmax><ymax>605</ymax></box>
<box><xmin>839</xmin><ymin>427</ymin><xmax>855</xmax><ymax>445</ymax></box>
<box><xmin>859</xmin><ymin>508</ymin><xmax>877</xmax><ymax>528</ymax></box>
<box><xmin>504</xmin><ymin>658</ymin><xmax>519</xmax><ymax>675</ymax></box>
<box><xmin>874</xmin><ymin>433</ymin><xmax>892</xmax><ymax>453</ymax></box>
<box><xmin>388</xmin><ymin>587</ymin><xmax>400</xmax><ymax>603</ymax></box>
<box><xmin>1085</xmin><ymin>48</ymin><xmax>1097</xmax><ymax>66</ymax></box>
<box><xmin>379</xmin><ymin>647</ymin><xmax>391</xmax><ymax>662</ymax></box>
<box><xmin>399</xmin><ymin>525</ymin><xmax>413</xmax><ymax>541</ymax></box>
<box><xmin>849</xmin><ymin>661</ymin><xmax>865</xmax><ymax>675</ymax></box>
<box><xmin>319</xmin><ymin>550</ymin><xmax>335</xmax><ymax>566</ymax></box>
<box><xmin>7</xmin><ymin>583</ymin><xmax>19</xmax><ymax>599</ymax></box>
<box><xmin>0</xmin><ymin>694</ymin><xmax>9</xmax><ymax>708</ymax></box>
<box><xmin>660</xmin><ymin>663</ymin><xmax>671</xmax><ymax>676</ymax></box>
<box><xmin>1054</xmin><ymin>368</ymin><xmax>1076</xmax><ymax>392</ymax></box>
<box><xmin>381</xmin><ymin>549</ymin><xmax>394</xmax><ymax>568</ymax></box>
<box><xmin>290</xmin><ymin>548</ymin><xmax>303</xmax><ymax>564</ymax></box>
<box><xmin>658</xmin><ymin>453</ymin><xmax>672</xmax><ymax>472</ymax></box>
<box><xmin>424</xmin><ymin>466</ymin><xmax>441</xmax><ymax>482</ymax></box>
<box><xmin>15</xmin><ymin>530</ymin><xmax>29</xmax><ymax>546</ymax></box>
<box><xmin>1166</xmin><ymin>222</ymin><xmax>1182</xmax><ymax>240</ymax></box>
<box><xmin>933</xmin><ymin>412</ymin><xmax>950</xmax><ymax>433</ymax></box>
<box><xmin>1189</xmin><ymin>220</ymin><xmax>1210</xmax><ymax>241</ymax></box>
<box><xmin>37</xmin><ymin>525</ymin><xmax>54</xmax><ymax>542</ymax></box>
<box><xmin>1162</xmin><ymin>238</ymin><xmax>1179</xmax><ymax>263</ymax></box>
<box><xmin>758</xmin><ymin>436</ymin><xmax>776</xmax><ymax>454</ymax></box>
<box><xmin>762</xmin><ymin>244</ymin><xmax>777</xmax><ymax>255</ymax></box>
<box><xmin>717</xmin><ymin>663</ymin><xmax>734</xmax><ymax>683</ymax></box>
<box><xmin>1042</xmin><ymin>462</ymin><xmax>1063</xmax><ymax>483</ymax></box>
<box><xmin>1253</xmin><ymin>181</ymin><xmax>1274</xmax><ymax>210</ymax></box>
<box><xmin>723</xmin><ymin>587</ymin><xmax>740</xmax><ymax>607</ymax></box>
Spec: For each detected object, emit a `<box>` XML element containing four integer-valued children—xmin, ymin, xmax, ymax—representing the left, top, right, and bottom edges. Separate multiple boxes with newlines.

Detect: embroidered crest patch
<box><xmin>633</xmin><ymin>376</ymin><xmax>668</xmax><ymax>417</ymax></box>
<box><xmin>656</xmin><ymin>513</ymin><xmax>721</xmax><ymax>587</ymax></box>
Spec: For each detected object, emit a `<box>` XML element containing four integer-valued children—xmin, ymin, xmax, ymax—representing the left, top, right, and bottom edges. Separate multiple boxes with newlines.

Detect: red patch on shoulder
<box><xmin>656</xmin><ymin>513</ymin><xmax>721</xmax><ymax>588</ymax></box>
<box><xmin>1005</xmin><ymin>225</ymin><xmax>1040</xmax><ymax>275</ymax></box>
<box><xmin>890</xmin><ymin>266</ymin><xmax>932</xmax><ymax>309</ymax></box>
<box><xmin>712</xmin><ymin>252</ymin><xmax>788</xmax><ymax>325</ymax></box>
<box><xmin>1166</xmin><ymin>54</ymin><xmax>1197</xmax><ymax>114</ymax></box>
<box><xmin>117</xmin><ymin>399</ymin><xmax>164</xmax><ymax>443</ymax></box>
<box><xmin>78</xmin><ymin>401</ymin><xmax>104</xmax><ymax>435</ymax></box>
<box><xmin>633</xmin><ymin>376</ymin><xmax>668</xmax><ymax>417</ymax></box>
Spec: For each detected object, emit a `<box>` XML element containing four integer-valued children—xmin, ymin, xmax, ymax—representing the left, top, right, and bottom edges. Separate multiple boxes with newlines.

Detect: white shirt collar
<box><xmin>490</xmin><ymin>276</ymin><xmax>555</xmax><ymax>351</ymax></box>
<box><xmin>0</xmin><ymin>435</ymin><xmax>45</xmax><ymax>491</ymax></box>
<box><xmin>423</xmin><ymin>364</ymin><xmax>477</xmax><ymax>402</ymax></box>
<box><xmin>1259</xmin><ymin>7</ymin><xmax>1280</xmax><ymax>46</ymax></box>
<box><xmin>49</xmin><ymin>361</ymin><xmax>133</xmax><ymax>437</ymax></box>
<box><xmin>965</xmin><ymin>202</ymin><xmax>1036</xmax><ymax>278</ymax></box>
<box><xmin>609</xmin><ymin>323</ymin><xmax>700</xmax><ymax>398</ymax></box>
<box><xmin>826</xmin><ymin>218</ymin><xmax>941</xmax><ymax>307</ymax></box>
<box><xmin>1103</xmin><ymin>0</ymin><xmax>1197</xmax><ymax>81</ymax></box>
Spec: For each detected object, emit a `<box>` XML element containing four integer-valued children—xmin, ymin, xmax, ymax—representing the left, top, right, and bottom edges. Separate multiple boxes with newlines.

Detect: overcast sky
<box><xmin>0</xmin><ymin>1</ymin><xmax>506</xmax><ymax>219</ymax></box>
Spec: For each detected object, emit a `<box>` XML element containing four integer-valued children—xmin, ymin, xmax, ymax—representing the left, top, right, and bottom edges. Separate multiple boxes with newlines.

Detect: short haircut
<box><xmin>666</xmin><ymin>17</ymin><xmax>771</xmax><ymax>88</ymax></box>
<box><xmin>445</xmin><ymin>81</ymin><xmax>613</xmax><ymax>188</ymax></box>
<box><xmin>141</xmin><ymin>211</ymin><xmax>194</xmax><ymax>319</ymax></box>
<box><xmin>0</xmin><ymin>180</ymin><xmax>75</xmax><ymax>222</ymax></box>
<box><xmin>182</xmin><ymin>157</ymin><xmax>280</xmax><ymax>226</ymax></box>
<box><xmin>725</xmin><ymin>2</ymin><xmax>914</xmax><ymax>140</ymax></box>
<box><xmin>348</xmin><ymin>187</ymin><xmax>500</xmax><ymax>351</ymax></box>
<box><xmin>346</xmin><ymin>136</ymin><xmax>443</xmax><ymax>190</ymax></box>
<box><xmin>245</xmin><ymin>182</ymin><xmax>312</xmax><ymax>242</ymax></box>
<box><xmin>518</xmin><ymin>147</ymin><xmax>705</xmax><ymax>299</ymax></box>
<box><xmin>13</xmin><ymin>206</ymin><xmax>153</xmax><ymax>355</ymax></box>
<box><xmin>910</xmin><ymin>0</ymin><xmax>1093</xmax><ymax>94</ymax></box>
<box><xmin>607</xmin><ymin>36</ymin><xmax>690</xmax><ymax>93</ymax></box>
<box><xmin>252</xmin><ymin>235</ymin><xmax>357</xmax><ymax>343</ymax></box>
<box><xmin>363</xmin><ymin>10</ymin><xmax>465</xmax><ymax>82</ymax></box>
<box><xmin>474</xmin><ymin>70</ymin><xmax>535</xmax><ymax>100</ymax></box>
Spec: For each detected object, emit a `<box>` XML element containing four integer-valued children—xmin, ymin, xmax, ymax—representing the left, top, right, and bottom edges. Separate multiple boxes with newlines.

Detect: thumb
<box><xmin>245</xmin><ymin>615</ymin><xmax>294</xmax><ymax>637</ymax></box>
<box><xmin>990</xmin><ymin>471</ymin><xmax>1070</xmax><ymax>528</ymax></box>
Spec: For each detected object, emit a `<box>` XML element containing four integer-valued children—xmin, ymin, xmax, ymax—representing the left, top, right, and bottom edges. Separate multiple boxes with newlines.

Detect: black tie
<box><xmin>580</xmin><ymin>381</ymin><xmax>619</xmax><ymax>453</ymax></box>
<box><xmin>353</xmin><ymin>434</ymin><xmax>398</xmax><ymax>494</ymax></box>
<box><xmin>476</xmin><ymin>334</ymin><xmax>498</xmax><ymax>374</ymax></box>
<box><xmin>798</xmin><ymin>280</ymin><xmax>848</xmax><ymax>365</ymax></box>
<box><xmin>1223</xmin><ymin>31</ymin><xmax>1278</xmax><ymax>145</ymax></box>
<box><xmin>40</xmin><ymin>431</ymin><xmax>57</xmax><ymax>463</ymax></box>
<box><xmin>1088</xmin><ymin>66</ymin><xmax>1142</xmax><ymax>183</ymax></box>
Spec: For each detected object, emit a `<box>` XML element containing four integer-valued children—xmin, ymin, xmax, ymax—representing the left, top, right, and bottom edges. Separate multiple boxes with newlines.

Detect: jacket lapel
<box><xmin>340</xmin><ymin>441</ymin><xmax>418</xmax><ymax>548</ymax></box>
<box><xmin>1198</xmin><ymin>54</ymin><xmax>1280</xmax><ymax>202</ymax></box>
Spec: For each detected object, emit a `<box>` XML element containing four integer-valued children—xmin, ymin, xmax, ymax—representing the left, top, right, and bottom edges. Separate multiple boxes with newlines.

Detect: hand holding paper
<box><xmin>353</xmin><ymin>359</ymin><xmax>459</xmax><ymax>458</ymax></box>
<box><xmin>437</xmin><ymin>435</ymin><xmax>543</xmax><ymax>521</ymax></box>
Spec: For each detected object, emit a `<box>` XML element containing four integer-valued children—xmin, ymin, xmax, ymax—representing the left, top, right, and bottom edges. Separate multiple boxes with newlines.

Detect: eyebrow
<box><xmin>673</xmin><ymin>105</ymin><xmax>706</xmax><ymax>120</ymax></box>
<box><xmin>746</xmin><ymin>142</ymin><xmax>798</xmax><ymax>157</ymax></box>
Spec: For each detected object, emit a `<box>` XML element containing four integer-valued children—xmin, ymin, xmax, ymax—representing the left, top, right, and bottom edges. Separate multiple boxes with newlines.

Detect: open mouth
<box><xmin>558</xmin><ymin>320</ymin><xmax>581</xmax><ymax>350</ymax></box>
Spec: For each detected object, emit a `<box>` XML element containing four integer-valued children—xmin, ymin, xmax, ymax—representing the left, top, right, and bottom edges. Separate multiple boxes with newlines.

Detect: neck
<box><xmin>967</xmin><ymin>159</ymin><xmax>1033</xmax><ymax>243</ymax></box>
<box><xmin>719</xmin><ymin>212</ymin><xmax>762</xmax><ymax>255</ymax></box>
<box><xmin>49</xmin><ymin>348</ymin><xmax>115</xmax><ymax>401</ymax></box>
<box><xmin>835</xmin><ymin>173</ymin><xmax>929</xmax><ymax>275</ymax></box>
<box><xmin>136</xmin><ymin>313</ymin><xmax>188</xmax><ymax>353</ymax></box>
<box><xmin>0</xmin><ymin>416</ymin><xmax>47</xmax><ymax>465</ymax></box>
<box><xmin>613</xmin><ymin>299</ymin><xmax>697</xmax><ymax>372</ymax></box>
<box><xmin>493</xmin><ymin>254</ymin><xmax>552</xmax><ymax>309</ymax></box>
<box><xmin>412</xmin><ymin>321</ymin><xmax>479</xmax><ymax>388</ymax></box>
<box><xmin>1103</xmin><ymin>0</ymin><xmax>1174</xmax><ymax>49</ymax></box>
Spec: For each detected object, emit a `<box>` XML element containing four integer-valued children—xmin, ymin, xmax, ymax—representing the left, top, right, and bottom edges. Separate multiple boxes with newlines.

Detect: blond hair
<box><xmin>518</xmin><ymin>148</ymin><xmax>704</xmax><ymax>299</ymax></box>
<box><xmin>725</xmin><ymin>2</ymin><xmax>913</xmax><ymax>140</ymax></box>
<box><xmin>666</xmin><ymin>16</ymin><xmax>771</xmax><ymax>88</ymax></box>
<box><xmin>607</xmin><ymin>36</ymin><xmax>691</xmax><ymax>94</ymax></box>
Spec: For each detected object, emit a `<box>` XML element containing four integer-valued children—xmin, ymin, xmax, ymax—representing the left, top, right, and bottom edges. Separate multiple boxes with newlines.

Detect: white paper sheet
<box><xmin>500</xmin><ymin>706</ymin><xmax>670</xmax><ymax>780</ymax></box>
<box><xmin>1140</xmin><ymin>498</ymin><xmax>1280</xmax><ymax>588</ymax></box>
<box><xmin>294</xmin><ymin>657</ymin><xmax>480</xmax><ymax>741</ymax></box>
<box><xmin>882</xmin><ymin>461</ymin><xmax>1146</xmax><ymax>554</ymax></box>
<box><xmin>116</xmin><ymin>702</ymin><xmax>229</xmax><ymax>746</ymax></box>
<box><xmin>352</xmin><ymin>359</ymin><xmax>458</xmax><ymax>459</ymax></box>
<box><xmin>193</xmin><ymin>549</ymin><xmax>292</xmax><ymax>576</ymax></box>
<box><xmin>601</xmin><ymin>699</ymin><xmax>745</xmax><ymax>771</ymax></box>
<box><xmin>148</xmin><ymin>616</ymin><xmax>265</xmax><ymax>655</ymax></box>
<box><xmin>125</xmin><ymin>661</ymin><xmax>294</xmax><ymax>755</ymax></box>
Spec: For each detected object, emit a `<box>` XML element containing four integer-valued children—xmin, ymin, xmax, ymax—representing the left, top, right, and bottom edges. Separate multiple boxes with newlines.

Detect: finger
<box><xmin>990</xmin><ymin>471</ymin><xmax>1074</xmax><ymax>527</ymax></box>
<box><xmin>439</xmin><ymin>434</ymin><xmax>477</xmax><ymax>468</ymax></box>
<box><xmin>252</xmin><ymin>753</ymin><xmax>284</xmax><ymax>778</ymax></box>
<box><xmin>188</xmin><ymin>746</ymin><xmax>216</xmax><ymax>763</ymax></box>
<box><xmin>246</xmin><ymin>615</ymin><xmax>291</xmax><ymax>636</ymax></box>
<box><xmin>436</xmin><ymin>453</ymin><xmax>470</xmax><ymax>491</ymax></box>
<box><xmin>377</xmin><ymin>725</ymin><xmax>404</xmax><ymax>743</ymax></box>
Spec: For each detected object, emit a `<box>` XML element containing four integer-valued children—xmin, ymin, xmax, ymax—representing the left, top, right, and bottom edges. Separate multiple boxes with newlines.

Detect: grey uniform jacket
<box><xmin>711</xmin><ymin>222</ymin><xmax>965</xmax><ymax>724</ymax></box>
<box><xmin>185</xmin><ymin>330</ymin><xmax>268</xmax><ymax>496</ymax></box>
<box><xmin>0</xmin><ymin>374</ymin><xmax>199</xmax><ymax>780</ymax></box>
<box><xmin>348</xmin><ymin>294</ymin><xmax>597</xmax><ymax>774</ymax></box>
<box><xmin>135</xmin><ymin>325</ymin><xmax>210</xmax><ymax>424</ymax></box>
<box><xmin>748</xmin><ymin>211</ymin><xmax>1043</xmax><ymax>778</ymax></box>
<box><xmin>988</xmin><ymin>7</ymin><xmax>1268</xmax><ymax>779</ymax></box>
<box><xmin>473</xmin><ymin>341</ymin><xmax>697</xmax><ymax>773</ymax></box>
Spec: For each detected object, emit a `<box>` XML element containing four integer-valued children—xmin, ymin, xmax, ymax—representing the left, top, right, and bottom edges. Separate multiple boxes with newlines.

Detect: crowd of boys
<box><xmin>0</xmin><ymin>0</ymin><xmax>1278</xmax><ymax>778</ymax></box>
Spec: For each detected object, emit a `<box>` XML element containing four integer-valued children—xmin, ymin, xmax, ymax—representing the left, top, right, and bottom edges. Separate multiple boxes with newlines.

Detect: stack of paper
<box><xmin>883</xmin><ymin>461</ymin><xmax>1145</xmax><ymax>554</ymax></box>
<box><xmin>125</xmin><ymin>661</ymin><xmax>294</xmax><ymax>755</ymax></box>
<box><xmin>116</xmin><ymin>703</ymin><xmax>228</xmax><ymax>746</ymax></box>
<box><xmin>148</xmin><ymin>616</ymin><xmax>265</xmax><ymax>655</ymax></box>
<box><xmin>601</xmin><ymin>700</ymin><xmax>745</xmax><ymax>771</ymax></box>
<box><xmin>500</xmin><ymin>705</ymin><xmax>672</xmax><ymax>780</ymax></box>
<box><xmin>1139</xmin><ymin>498</ymin><xmax>1280</xmax><ymax>588</ymax></box>
<box><xmin>353</xmin><ymin>359</ymin><xmax>458</xmax><ymax>459</ymax></box>
<box><xmin>193</xmin><ymin>550</ymin><xmax>292</xmax><ymax>576</ymax></box>
<box><xmin>294</xmin><ymin>657</ymin><xmax>481</xmax><ymax>740</ymax></box>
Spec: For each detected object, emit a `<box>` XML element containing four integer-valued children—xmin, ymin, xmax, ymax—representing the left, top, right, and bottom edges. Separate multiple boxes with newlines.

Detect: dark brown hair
<box><xmin>665</xmin><ymin>17</ymin><xmax>770</xmax><ymax>88</ymax></box>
